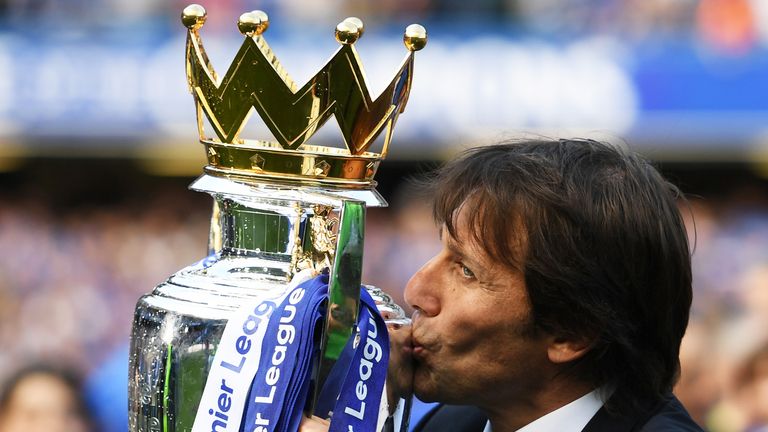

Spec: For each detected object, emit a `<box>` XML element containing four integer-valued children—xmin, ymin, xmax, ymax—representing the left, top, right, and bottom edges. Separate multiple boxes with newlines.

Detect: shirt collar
<box><xmin>483</xmin><ymin>389</ymin><xmax>605</xmax><ymax>432</ymax></box>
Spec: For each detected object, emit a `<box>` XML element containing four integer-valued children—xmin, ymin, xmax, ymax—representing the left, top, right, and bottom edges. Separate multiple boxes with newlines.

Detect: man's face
<box><xmin>404</xmin><ymin>205</ymin><xmax>551</xmax><ymax>408</ymax></box>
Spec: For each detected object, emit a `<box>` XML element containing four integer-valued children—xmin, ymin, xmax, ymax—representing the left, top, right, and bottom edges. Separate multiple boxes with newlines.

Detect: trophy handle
<box><xmin>309</xmin><ymin>199</ymin><xmax>366</xmax><ymax>415</ymax></box>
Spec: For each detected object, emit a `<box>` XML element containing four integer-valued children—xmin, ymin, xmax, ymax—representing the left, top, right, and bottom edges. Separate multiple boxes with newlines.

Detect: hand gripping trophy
<box><xmin>128</xmin><ymin>5</ymin><xmax>426</xmax><ymax>432</ymax></box>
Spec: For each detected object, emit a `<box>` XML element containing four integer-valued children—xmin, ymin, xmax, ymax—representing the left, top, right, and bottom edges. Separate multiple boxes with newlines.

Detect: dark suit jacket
<box><xmin>412</xmin><ymin>394</ymin><xmax>703</xmax><ymax>432</ymax></box>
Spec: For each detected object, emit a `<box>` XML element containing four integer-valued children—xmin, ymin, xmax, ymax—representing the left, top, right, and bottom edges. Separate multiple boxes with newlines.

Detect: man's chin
<box><xmin>413</xmin><ymin>387</ymin><xmax>440</xmax><ymax>403</ymax></box>
<box><xmin>413</xmin><ymin>386</ymin><xmax>473</xmax><ymax>406</ymax></box>
<box><xmin>413</xmin><ymin>374</ymin><xmax>475</xmax><ymax>406</ymax></box>
<box><xmin>412</xmin><ymin>371</ymin><xmax>453</xmax><ymax>404</ymax></box>
<box><xmin>412</xmin><ymin>372</ymin><xmax>440</xmax><ymax>403</ymax></box>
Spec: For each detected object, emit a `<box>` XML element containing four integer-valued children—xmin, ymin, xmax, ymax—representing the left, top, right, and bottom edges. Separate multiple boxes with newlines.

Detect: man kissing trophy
<box><xmin>127</xmin><ymin>5</ymin><xmax>427</xmax><ymax>432</ymax></box>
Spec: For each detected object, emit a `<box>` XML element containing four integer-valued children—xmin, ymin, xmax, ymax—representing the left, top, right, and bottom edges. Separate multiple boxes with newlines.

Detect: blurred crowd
<box><xmin>0</xmin><ymin>172</ymin><xmax>767</xmax><ymax>430</ymax></box>
<box><xmin>0</xmin><ymin>0</ymin><xmax>766</xmax><ymax>54</ymax></box>
<box><xmin>0</xmin><ymin>1</ymin><xmax>766</xmax><ymax>431</ymax></box>
<box><xmin>676</xmin><ymin>188</ymin><xmax>768</xmax><ymax>432</ymax></box>
<box><xmin>0</xmin><ymin>185</ymin><xmax>208</xmax><ymax>376</ymax></box>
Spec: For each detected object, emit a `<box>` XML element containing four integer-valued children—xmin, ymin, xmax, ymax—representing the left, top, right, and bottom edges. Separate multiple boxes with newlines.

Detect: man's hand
<box><xmin>299</xmin><ymin>415</ymin><xmax>330</xmax><ymax>432</ymax></box>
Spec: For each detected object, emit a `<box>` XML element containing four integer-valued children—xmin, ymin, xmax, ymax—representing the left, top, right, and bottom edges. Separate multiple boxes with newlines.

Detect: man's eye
<box><xmin>460</xmin><ymin>264</ymin><xmax>475</xmax><ymax>279</ymax></box>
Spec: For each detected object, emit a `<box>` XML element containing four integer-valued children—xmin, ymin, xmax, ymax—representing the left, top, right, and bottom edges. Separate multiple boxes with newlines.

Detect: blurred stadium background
<box><xmin>1</xmin><ymin>0</ymin><xmax>768</xmax><ymax>431</ymax></box>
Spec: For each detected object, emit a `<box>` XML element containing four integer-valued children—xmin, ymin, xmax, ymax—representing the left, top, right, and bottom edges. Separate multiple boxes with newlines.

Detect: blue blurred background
<box><xmin>1</xmin><ymin>0</ymin><xmax>768</xmax><ymax>431</ymax></box>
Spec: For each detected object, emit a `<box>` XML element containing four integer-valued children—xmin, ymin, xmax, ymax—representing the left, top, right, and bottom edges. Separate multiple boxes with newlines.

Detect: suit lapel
<box><xmin>414</xmin><ymin>395</ymin><xmax>682</xmax><ymax>432</ymax></box>
<box><xmin>413</xmin><ymin>404</ymin><xmax>488</xmax><ymax>432</ymax></box>
<box><xmin>581</xmin><ymin>405</ymin><xmax>640</xmax><ymax>432</ymax></box>
<box><xmin>581</xmin><ymin>394</ymin><xmax>672</xmax><ymax>432</ymax></box>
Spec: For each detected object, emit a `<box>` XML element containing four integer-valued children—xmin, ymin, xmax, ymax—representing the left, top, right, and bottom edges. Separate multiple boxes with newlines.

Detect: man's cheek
<box><xmin>445</xmin><ymin>330</ymin><xmax>479</xmax><ymax>355</ymax></box>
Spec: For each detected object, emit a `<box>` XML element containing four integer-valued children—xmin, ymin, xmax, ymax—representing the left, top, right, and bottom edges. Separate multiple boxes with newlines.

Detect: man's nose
<box><xmin>404</xmin><ymin>256</ymin><xmax>441</xmax><ymax>317</ymax></box>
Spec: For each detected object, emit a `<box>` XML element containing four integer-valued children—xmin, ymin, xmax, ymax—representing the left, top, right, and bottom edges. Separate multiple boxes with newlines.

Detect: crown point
<box><xmin>335</xmin><ymin>20</ymin><xmax>362</xmax><ymax>45</ymax></box>
<box><xmin>403</xmin><ymin>24</ymin><xmax>427</xmax><ymax>51</ymax></box>
<box><xmin>181</xmin><ymin>4</ymin><xmax>207</xmax><ymax>30</ymax></box>
<box><xmin>343</xmin><ymin>17</ymin><xmax>364</xmax><ymax>37</ymax></box>
<box><xmin>238</xmin><ymin>11</ymin><xmax>269</xmax><ymax>36</ymax></box>
<box><xmin>237</xmin><ymin>12</ymin><xmax>259</xmax><ymax>36</ymax></box>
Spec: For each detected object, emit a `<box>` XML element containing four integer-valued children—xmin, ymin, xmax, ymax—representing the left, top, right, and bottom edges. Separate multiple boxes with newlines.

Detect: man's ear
<box><xmin>547</xmin><ymin>335</ymin><xmax>594</xmax><ymax>364</ymax></box>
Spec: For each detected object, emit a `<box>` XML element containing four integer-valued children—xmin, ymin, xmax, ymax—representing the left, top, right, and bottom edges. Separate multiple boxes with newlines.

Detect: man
<box><xmin>408</xmin><ymin>139</ymin><xmax>701</xmax><ymax>431</ymax></box>
<box><xmin>303</xmin><ymin>139</ymin><xmax>702</xmax><ymax>431</ymax></box>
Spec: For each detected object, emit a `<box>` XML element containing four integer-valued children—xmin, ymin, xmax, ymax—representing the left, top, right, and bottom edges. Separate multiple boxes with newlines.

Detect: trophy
<box><xmin>128</xmin><ymin>5</ymin><xmax>426</xmax><ymax>432</ymax></box>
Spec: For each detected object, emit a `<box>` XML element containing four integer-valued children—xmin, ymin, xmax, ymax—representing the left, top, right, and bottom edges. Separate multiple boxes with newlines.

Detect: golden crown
<box><xmin>181</xmin><ymin>4</ymin><xmax>427</xmax><ymax>188</ymax></box>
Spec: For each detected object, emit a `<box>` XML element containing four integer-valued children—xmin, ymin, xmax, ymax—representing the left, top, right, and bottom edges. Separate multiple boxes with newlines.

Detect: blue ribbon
<box><xmin>238</xmin><ymin>274</ymin><xmax>389</xmax><ymax>432</ymax></box>
<box><xmin>328</xmin><ymin>289</ymin><xmax>389</xmax><ymax>432</ymax></box>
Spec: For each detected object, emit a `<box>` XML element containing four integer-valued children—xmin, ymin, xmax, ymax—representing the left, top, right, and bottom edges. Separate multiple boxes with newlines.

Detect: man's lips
<box><xmin>410</xmin><ymin>313</ymin><xmax>436</xmax><ymax>359</ymax></box>
<box><xmin>411</xmin><ymin>335</ymin><xmax>430</xmax><ymax>359</ymax></box>
<box><xmin>412</xmin><ymin>343</ymin><xmax>426</xmax><ymax>357</ymax></box>
<box><xmin>400</xmin><ymin>333</ymin><xmax>414</xmax><ymax>355</ymax></box>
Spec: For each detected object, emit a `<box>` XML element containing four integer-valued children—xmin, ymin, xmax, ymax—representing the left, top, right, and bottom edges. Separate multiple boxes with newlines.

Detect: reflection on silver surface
<box><xmin>128</xmin><ymin>179</ymin><xmax>413</xmax><ymax>432</ymax></box>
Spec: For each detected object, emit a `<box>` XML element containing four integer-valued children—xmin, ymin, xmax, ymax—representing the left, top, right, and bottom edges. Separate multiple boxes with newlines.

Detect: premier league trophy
<box><xmin>128</xmin><ymin>5</ymin><xmax>426</xmax><ymax>432</ymax></box>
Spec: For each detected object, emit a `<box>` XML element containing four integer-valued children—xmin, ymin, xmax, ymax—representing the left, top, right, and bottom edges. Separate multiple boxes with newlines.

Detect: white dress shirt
<box><xmin>483</xmin><ymin>389</ymin><xmax>604</xmax><ymax>432</ymax></box>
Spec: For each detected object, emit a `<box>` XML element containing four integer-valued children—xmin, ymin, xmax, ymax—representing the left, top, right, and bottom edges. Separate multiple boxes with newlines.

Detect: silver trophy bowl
<box><xmin>128</xmin><ymin>175</ymin><xmax>414</xmax><ymax>432</ymax></box>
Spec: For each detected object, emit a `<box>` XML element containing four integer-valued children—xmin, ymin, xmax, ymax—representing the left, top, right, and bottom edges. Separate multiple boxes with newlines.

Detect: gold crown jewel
<box><xmin>181</xmin><ymin>4</ymin><xmax>427</xmax><ymax>188</ymax></box>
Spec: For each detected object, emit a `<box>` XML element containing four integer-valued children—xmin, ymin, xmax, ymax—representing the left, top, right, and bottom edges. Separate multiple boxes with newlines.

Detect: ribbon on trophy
<box><xmin>191</xmin><ymin>270</ymin><xmax>390</xmax><ymax>432</ymax></box>
<box><xmin>325</xmin><ymin>296</ymin><xmax>389</xmax><ymax>432</ymax></box>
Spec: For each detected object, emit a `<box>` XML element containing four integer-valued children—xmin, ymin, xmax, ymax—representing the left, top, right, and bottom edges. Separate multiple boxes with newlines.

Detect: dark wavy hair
<box><xmin>428</xmin><ymin>139</ymin><xmax>692</xmax><ymax>414</ymax></box>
